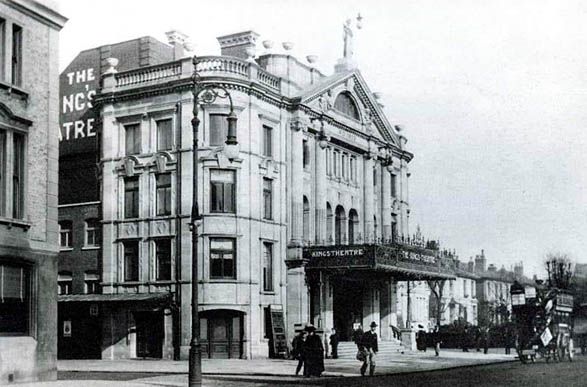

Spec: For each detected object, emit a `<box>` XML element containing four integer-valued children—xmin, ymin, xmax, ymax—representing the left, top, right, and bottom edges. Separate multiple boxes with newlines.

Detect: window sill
<box><xmin>207</xmin><ymin>279</ymin><xmax>238</xmax><ymax>283</ymax></box>
<box><xmin>59</xmin><ymin>247</ymin><xmax>74</xmax><ymax>252</ymax></box>
<box><xmin>81</xmin><ymin>246</ymin><xmax>100</xmax><ymax>251</ymax></box>
<box><xmin>0</xmin><ymin>217</ymin><xmax>32</xmax><ymax>230</ymax></box>
<box><xmin>151</xmin><ymin>280</ymin><xmax>174</xmax><ymax>284</ymax></box>
<box><xmin>261</xmin><ymin>291</ymin><xmax>276</xmax><ymax>295</ymax></box>
<box><xmin>0</xmin><ymin>81</ymin><xmax>29</xmax><ymax>99</ymax></box>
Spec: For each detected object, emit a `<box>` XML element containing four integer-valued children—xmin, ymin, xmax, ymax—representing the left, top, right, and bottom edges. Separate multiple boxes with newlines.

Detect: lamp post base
<box><xmin>188</xmin><ymin>343</ymin><xmax>202</xmax><ymax>386</ymax></box>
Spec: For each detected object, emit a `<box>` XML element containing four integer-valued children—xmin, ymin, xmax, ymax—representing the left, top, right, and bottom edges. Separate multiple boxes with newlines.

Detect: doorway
<box><xmin>333</xmin><ymin>278</ymin><xmax>363</xmax><ymax>341</ymax></box>
<box><xmin>200</xmin><ymin>310</ymin><xmax>243</xmax><ymax>359</ymax></box>
<box><xmin>134</xmin><ymin>311</ymin><xmax>163</xmax><ymax>358</ymax></box>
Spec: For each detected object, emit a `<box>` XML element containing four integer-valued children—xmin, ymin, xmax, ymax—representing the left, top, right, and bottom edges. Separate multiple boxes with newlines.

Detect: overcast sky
<box><xmin>55</xmin><ymin>0</ymin><xmax>587</xmax><ymax>277</ymax></box>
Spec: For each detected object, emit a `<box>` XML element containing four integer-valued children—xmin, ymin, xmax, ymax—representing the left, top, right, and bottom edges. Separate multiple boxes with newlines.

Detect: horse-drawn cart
<box><xmin>510</xmin><ymin>282</ymin><xmax>574</xmax><ymax>363</ymax></box>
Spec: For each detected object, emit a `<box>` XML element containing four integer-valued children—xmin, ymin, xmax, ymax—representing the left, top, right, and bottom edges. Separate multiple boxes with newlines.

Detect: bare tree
<box><xmin>428</xmin><ymin>279</ymin><xmax>448</xmax><ymax>327</ymax></box>
<box><xmin>545</xmin><ymin>252</ymin><xmax>574</xmax><ymax>290</ymax></box>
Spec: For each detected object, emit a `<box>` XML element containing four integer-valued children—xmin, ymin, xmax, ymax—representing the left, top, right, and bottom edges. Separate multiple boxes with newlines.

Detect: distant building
<box><xmin>430</xmin><ymin>258</ymin><xmax>479</xmax><ymax>327</ymax></box>
<box><xmin>0</xmin><ymin>0</ymin><xmax>66</xmax><ymax>383</ymax></box>
<box><xmin>57</xmin><ymin>34</ymin><xmax>177</xmax><ymax>359</ymax></box>
<box><xmin>474</xmin><ymin>250</ymin><xmax>530</xmax><ymax>325</ymax></box>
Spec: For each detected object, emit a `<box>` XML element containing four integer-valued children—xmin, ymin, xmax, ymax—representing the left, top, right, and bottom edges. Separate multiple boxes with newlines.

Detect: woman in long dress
<box><xmin>302</xmin><ymin>324</ymin><xmax>325</xmax><ymax>377</ymax></box>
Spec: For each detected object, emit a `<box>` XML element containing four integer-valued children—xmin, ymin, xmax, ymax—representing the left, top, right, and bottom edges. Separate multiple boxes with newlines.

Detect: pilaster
<box><xmin>363</xmin><ymin>152</ymin><xmax>374</xmax><ymax>243</ymax></box>
<box><xmin>314</xmin><ymin>140</ymin><xmax>327</xmax><ymax>244</ymax></box>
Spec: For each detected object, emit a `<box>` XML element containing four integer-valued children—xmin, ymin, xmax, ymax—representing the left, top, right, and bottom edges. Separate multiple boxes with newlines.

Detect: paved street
<box><xmin>52</xmin><ymin>355</ymin><xmax>586</xmax><ymax>386</ymax></box>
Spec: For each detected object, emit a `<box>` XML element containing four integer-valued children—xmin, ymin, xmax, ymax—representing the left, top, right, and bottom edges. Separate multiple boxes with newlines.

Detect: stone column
<box><xmin>290</xmin><ymin>121</ymin><xmax>304</xmax><ymax>245</ymax></box>
<box><xmin>363</xmin><ymin>287</ymin><xmax>381</xmax><ymax>337</ymax></box>
<box><xmin>379</xmin><ymin>280</ymin><xmax>392</xmax><ymax>341</ymax></box>
<box><xmin>363</xmin><ymin>153</ymin><xmax>374</xmax><ymax>243</ymax></box>
<box><xmin>381</xmin><ymin>168</ymin><xmax>392</xmax><ymax>241</ymax></box>
<box><xmin>315</xmin><ymin>140</ymin><xmax>327</xmax><ymax>244</ymax></box>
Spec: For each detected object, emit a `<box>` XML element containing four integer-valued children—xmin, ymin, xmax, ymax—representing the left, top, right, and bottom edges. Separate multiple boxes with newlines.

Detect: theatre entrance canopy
<box><xmin>303</xmin><ymin>243</ymin><xmax>456</xmax><ymax>281</ymax></box>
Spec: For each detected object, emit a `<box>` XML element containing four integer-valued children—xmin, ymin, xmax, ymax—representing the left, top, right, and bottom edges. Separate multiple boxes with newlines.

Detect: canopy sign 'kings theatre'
<box><xmin>67</xmin><ymin>20</ymin><xmax>456</xmax><ymax>360</ymax></box>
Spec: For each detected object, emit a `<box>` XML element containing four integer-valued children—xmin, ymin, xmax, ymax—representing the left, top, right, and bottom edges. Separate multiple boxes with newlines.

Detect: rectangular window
<box><xmin>263</xmin><ymin>125</ymin><xmax>272</xmax><ymax>157</ymax></box>
<box><xmin>391</xmin><ymin>174</ymin><xmax>397</xmax><ymax>197</ymax></box>
<box><xmin>263</xmin><ymin>306</ymin><xmax>271</xmax><ymax>339</ymax></box>
<box><xmin>156</xmin><ymin>119</ymin><xmax>173</xmax><ymax>151</ymax></box>
<box><xmin>0</xmin><ymin>19</ymin><xmax>5</xmax><ymax>81</ymax></box>
<box><xmin>156</xmin><ymin>173</ymin><xmax>172</xmax><ymax>216</ymax></box>
<box><xmin>350</xmin><ymin>156</ymin><xmax>356</xmax><ymax>182</ymax></box>
<box><xmin>209</xmin><ymin>114</ymin><xmax>227</xmax><ymax>146</ymax></box>
<box><xmin>0</xmin><ymin>264</ymin><xmax>30</xmax><ymax>335</ymax></box>
<box><xmin>210</xmin><ymin>169</ymin><xmax>235</xmax><ymax>213</ymax></box>
<box><xmin>58</xmin><ymin>272</ymin><xmax>72</xmax><ymax>295</ymax></box>
<box><xmin>0</xmin><ymin>130</ymin><xmax>5</xmax><ymax>216</ymax></box>
<box><xmin>156</xmin><ymin>239</ymin><xmax>172</xmax><ymax>281</ymax></box>
<box><xmin>263</xmin><ymin>242</ymin><xmax>273</xmax><ymax>292</ymax></box>
<box><xmin>123</xmin><ymin>241</ymin><xmax>139</xmax><ymax>282</ymax></box>
<box><xmin>11</xmin><ymin>24</ymin><xmax>22</xmax><ymax>86</ymax></box>
<box><xmin>125</xmin><ymin>124</ymin><xmax>141</xmax><ymax>155</ymax></box>
<box><xmin>12</xmin><ymin>133</ymin><xmax>24</xmax><ymax>219</ymax></box>
<box><xmin>124</xmin><ymin>176</ymin><xmax>139</xmax><ymax>218</ymax></box>
<box><xmin>59</xmin><ymin>221</ymin><xmax>73</xmax><ymax>248</ymax></box>
<box><xmin>210</xmin><ymin>238</ymin><xmax>236</xmax><ymax>279</ymax></box>
<box><xmin>263</xmin><ymin>178</ymin><xmax>272</xmax><ymax>220</ymax></box>
<box><xmin>333</xmin><ymin>151</ymin><xmax>339</xmax><ymax>177</ymax></box>
<box><xmin>325</xmin><ymin>148</ymin><xmax>331</xmax><ymax>176</ymax></box>
<box><xmin>302</xmin><ymin>139</ymin><xmax>309</xmax><ymax>168</ymax></box>
<box><xmin>85</xmin><ymin>219</ymin><xmax>100</xmax><ymax>247</ymax></box>
<box><xmin>84</xmin><ymin>272</ymin><xmax>100</xmax><ymax>294</ymax></box>
<box><xmin>342</xmin><ymin>154</ymin><xmax>347</xmax><ymax>179</ymax></box>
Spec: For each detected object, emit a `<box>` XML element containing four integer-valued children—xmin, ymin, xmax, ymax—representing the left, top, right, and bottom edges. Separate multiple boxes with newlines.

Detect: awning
<box><xmin>303</xmin><ymin>243</ymin><xmax>456</xmax><ymax>280</ymax></box>
<box><xmin>58</xmin><ymin>293</ymin><xmax>171</xmax><ymax>303</ymax></box>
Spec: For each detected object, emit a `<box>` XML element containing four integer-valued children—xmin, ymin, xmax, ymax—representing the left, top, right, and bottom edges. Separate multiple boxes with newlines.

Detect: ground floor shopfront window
<box><xmin>0</xmin><ymin>263</ymin><xmax>30</xmax><ymax>335</ymax></box>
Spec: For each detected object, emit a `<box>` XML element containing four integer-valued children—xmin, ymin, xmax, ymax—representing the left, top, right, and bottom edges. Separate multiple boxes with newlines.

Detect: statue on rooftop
<box><xmin>343</xmin><ymin>19</ymin><xmax>354</xmax><ymax>60</ymax></box>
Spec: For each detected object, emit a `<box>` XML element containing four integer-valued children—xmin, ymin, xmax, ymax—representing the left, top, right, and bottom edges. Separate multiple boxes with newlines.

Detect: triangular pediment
<box><xmin>295</xmin><ymin>70</ymin><xmax>399</xmax><ymax>146</ymax></box>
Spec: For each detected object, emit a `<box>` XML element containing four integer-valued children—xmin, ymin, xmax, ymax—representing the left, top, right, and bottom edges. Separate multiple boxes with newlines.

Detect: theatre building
<box><xmin>0</xmin><ymin>0</ymin><xmax>66</xmax><ymax>383</ymax></box>
<box><xmin>92</xmin><ymin>27</ymin><xmax>453</xmax><ymax>360</ymax></box>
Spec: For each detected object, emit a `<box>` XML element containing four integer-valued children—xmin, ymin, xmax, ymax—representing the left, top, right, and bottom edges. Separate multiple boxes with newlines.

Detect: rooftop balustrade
<box><xmin>105</xmin><ymin>56</ymin><xmax>283</xmax><ymax>94</ymax></box>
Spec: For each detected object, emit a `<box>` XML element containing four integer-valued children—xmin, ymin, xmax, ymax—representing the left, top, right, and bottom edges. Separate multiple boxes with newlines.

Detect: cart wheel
<box><xmin>519</xmin><ymin>354</ymin><xmax>527</xmax><ymax>364</ymax></box>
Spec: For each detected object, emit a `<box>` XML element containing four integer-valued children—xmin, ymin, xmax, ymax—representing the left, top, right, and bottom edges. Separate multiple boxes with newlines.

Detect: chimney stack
<box><xmin>166</xmin><ymin>30</ymin><xmax>189</xmax><ymax>60</ymax></box>
<box><xmin>217</xmin><ymin>31</ymin><xmax>260</xmax><ymax>60</ymax></box>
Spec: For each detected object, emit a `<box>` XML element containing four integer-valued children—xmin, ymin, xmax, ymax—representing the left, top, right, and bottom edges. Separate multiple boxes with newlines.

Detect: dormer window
<box><xmin>334</xmin><ymin>92</ymin><xmax>360</xmax><ymax>120</ymax></box>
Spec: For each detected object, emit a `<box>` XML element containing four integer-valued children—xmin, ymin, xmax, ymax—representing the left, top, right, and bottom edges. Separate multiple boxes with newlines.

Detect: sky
<box><xmin>55</xmin><ymin>0</ymin><xmax>587</xmax><ymax>277</ymax></box>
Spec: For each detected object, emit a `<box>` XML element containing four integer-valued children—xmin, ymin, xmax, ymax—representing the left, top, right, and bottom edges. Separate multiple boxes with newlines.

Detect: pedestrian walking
<box><xmin>329</xmin><ymin>328</ymin><xmax>339</xmax><ymax>359</ymax></box>
<box><xmin>352</xmin><ymin>324</ymin><xmax>364</xmax><ymax>350</ymax></box>
<box><xmin>291</xmin><ymin>329</ymin><xmax>306</xmax><ymax>376</ymax></box>
<box><xmin>302</xmin><ymin>324</ymin><xmax>324</xmax><ymax>377</ymax></box>
<box><xmin>432</xmin><ymin>326</ymin><xmax>442</xmax><ymax>356</ymax></box>
<box><xmin>360</xmin><ymin>321</ymin><xmax>379</xmax><ymax>376</ymax></box>
<box><xmin>504</xmin><ymin>325</ymin><xmax>513</xmax><ymax>355</ymax></box>
<box><xmin>416</xmin><ymin>324</ymin><xmax>427</xmax><ymax>351</ymax></box>
<box><xmin>480</xmin><ymin>326</ymin><xmax>490</xmax><ymax>354</ymax></box>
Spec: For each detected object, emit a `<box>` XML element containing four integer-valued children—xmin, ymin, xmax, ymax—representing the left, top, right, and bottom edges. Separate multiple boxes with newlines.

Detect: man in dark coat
<box><xmin>352</xmin><ymin>324</ymin><xmax>364</xmax><ymax>350</ymax></box>
<box><xmin>432</xmin><ymin>326</ymin><xmax>442</xmax><ymax>356</ymax></box>
<box><xmin>291</xmin><ymin>330</ymin><xmax>306</xmax><ymax>376</ymax></box>
<box><xmin>360</xmin><ymin>321</ymin><xmax>379</xmax><ymax>376</ymax></box>
<box><xmin>329</xmin><ymin>328</ymin><xmax>339</xmax><ymax>359</ymax></box>
<box><xmin>302</xmin><ymin>324</ymin><xmax>324</xmax><ymax>377</ymax></box>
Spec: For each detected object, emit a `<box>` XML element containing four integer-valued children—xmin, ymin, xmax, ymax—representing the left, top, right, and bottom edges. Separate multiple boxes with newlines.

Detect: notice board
<box><xmin>269</xmin><ymin>306</ymin><xmax>288</xmax><ymax>357</ymax></box>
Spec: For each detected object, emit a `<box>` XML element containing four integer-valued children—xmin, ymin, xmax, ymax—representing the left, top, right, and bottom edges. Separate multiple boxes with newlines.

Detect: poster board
<box><xmin>268</xmin><ymin>305</ymin><xmax>288</xmax><ymax>358</ymax></box>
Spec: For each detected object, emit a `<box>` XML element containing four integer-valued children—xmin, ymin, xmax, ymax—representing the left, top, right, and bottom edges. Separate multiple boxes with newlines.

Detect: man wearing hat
<box><xmin>302</xmin><ymin>324</ymin><xmax>325</xmax><ymax>377</ymax></box>
<box><xmin>360</xmin><ymin>321</ymin><xmax>379</xmax><ymax>376</ymax></box>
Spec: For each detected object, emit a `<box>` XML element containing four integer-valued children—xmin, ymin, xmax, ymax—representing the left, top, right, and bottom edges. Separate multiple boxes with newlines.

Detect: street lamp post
<box><xmin>189</xmin><ymin>55</ymin><xmax>238</xmax><ymax>387</ymax></box>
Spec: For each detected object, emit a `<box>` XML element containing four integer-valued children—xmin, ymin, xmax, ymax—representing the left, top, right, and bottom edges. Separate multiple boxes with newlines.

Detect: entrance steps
<box><xmin>335</xmin><ymin>340</ymin><xmax>406</xmax><ymax>360</ymax></box>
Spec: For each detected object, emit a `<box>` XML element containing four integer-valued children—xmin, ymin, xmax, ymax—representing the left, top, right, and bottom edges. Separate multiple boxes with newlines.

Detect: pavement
<box><xmin>15</xmin><ymin>348</ymin><xmax>518</xmax><ymax>386</ymax></box>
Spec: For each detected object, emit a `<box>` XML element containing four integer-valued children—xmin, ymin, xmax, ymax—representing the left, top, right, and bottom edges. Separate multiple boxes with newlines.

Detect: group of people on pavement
<box><xmin>291</xmin><ymin>321</ymin><xmax>380</xmax><ymax>377</ymax></box>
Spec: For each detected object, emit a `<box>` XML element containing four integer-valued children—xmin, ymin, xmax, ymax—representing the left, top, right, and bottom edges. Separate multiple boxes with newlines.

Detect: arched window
<box><xmin>335</xmin><ymin>205</ymin><xmax>346</xmax><ymax>245</ymax></box>
<box><xmin>334</xmin><ymin>92</ymin><xmax>360</xmax><ymax>120</ymax></box>
<box><xmin>348</xmin><ymin>209</ymin><xmax>359</xmax><ymax>244</ymax></box>
<box><xmin>326</xmin><ymin>202</ymin><xmax>333</xmax><ymax>244</ymax></box>
<box><xmin>303</xmin><ymin>196</ymin><xmax>310</xmax><ymax>243</ymax></box>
